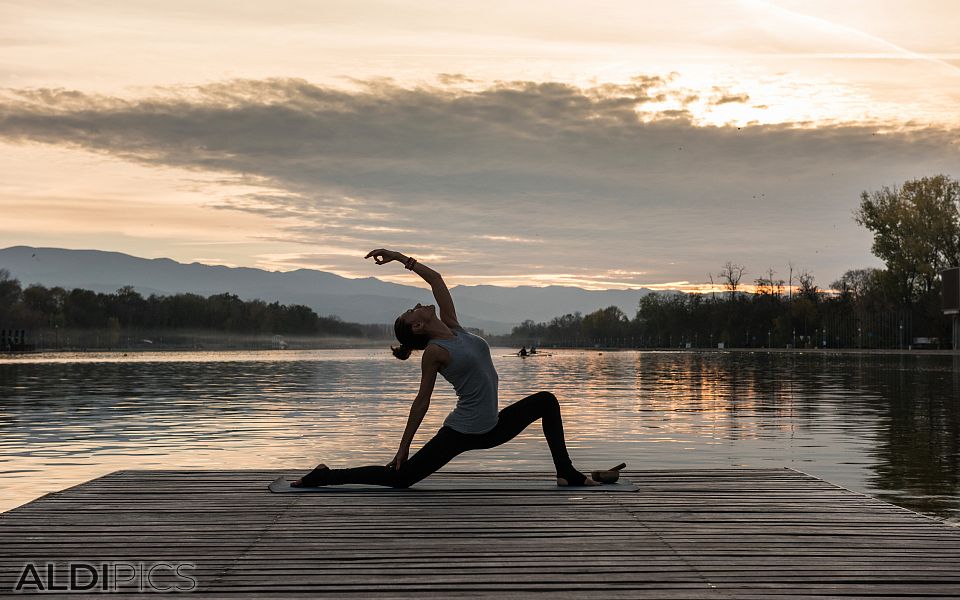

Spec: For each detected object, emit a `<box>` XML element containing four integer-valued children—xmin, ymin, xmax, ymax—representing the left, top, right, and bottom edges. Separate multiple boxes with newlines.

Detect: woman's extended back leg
<box><xmin>296</xmin><ymin>426</ymin><xmax>469</xmax><ymax>488</ymax></box>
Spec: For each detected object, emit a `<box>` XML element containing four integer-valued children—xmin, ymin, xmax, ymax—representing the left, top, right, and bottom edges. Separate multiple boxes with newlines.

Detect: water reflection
<box><xmin>0</xmin><ymin>349</ymin><xmax>957</xmax><ymax>524</ymax></box>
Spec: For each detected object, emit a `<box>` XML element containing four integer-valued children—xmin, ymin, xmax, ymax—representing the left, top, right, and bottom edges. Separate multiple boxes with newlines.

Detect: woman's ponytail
<box><xmin>391</xmin><ymin>344</ymin><xmax>413</xmax><ymax>361</ymax></box>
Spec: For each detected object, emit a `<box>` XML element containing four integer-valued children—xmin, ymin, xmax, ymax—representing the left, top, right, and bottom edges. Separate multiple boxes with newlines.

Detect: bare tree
<box><xmin>788</xmin><ymin>261</ymin><xmax>795</xmax><ymax>301</ymax></box>
<box><xmin>754</xmin><ymin>267</ymin><xmax>783</xmax><ymax>297</ymax></box>
<box><xmin>719</xmin><ymin>262</ymin><xmax>746</xmax><ymax>300</ymax></box>
<box><xmin>798</xmin><ymin>269</ymin><xmax>818</xmax><ymax>299</ymax></box>
<box><xmin>772</xmin><ymin>269</ymin><xmax>785</xmax><ymax>297</ymax></box>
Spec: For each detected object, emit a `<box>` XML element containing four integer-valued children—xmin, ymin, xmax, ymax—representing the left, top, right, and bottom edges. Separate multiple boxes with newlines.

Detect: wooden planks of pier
<box><xmin>2</xmin><ymin>468</ymin><xmax>959</xmax><ymax>598</ymax></box>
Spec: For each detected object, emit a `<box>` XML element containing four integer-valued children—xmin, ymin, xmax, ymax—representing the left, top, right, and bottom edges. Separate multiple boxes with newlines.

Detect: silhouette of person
<box><xmin>291</xmin><ymin>249</ymin><xmax>601</xmax><ymax>489</ymax></box>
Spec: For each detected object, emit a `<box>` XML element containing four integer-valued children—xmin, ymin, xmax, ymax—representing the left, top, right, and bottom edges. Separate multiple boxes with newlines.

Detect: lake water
<box><xmin>1</xmin><ymin>349</ymin><xmax>958</xmax><ymax>525</ymax></box>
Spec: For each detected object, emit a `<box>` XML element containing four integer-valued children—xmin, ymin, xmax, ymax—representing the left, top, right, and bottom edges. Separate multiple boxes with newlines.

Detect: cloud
<box><xmin>712</xmin><ymin>92</ymin><xmax>751</xmax><ymax>105</ymax></box>
<box><xmin>1</xmin><ymin>76</ymin><xmax>958</xmax><ymax>285</ymax></box>
<box><xmin>474</xmin><ymin>235</ymin><xmax>543</xmax><ymax>243</ymax></box>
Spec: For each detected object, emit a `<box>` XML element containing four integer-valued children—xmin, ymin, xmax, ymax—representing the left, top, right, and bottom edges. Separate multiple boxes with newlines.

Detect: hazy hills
<box><xmin>0</xmin><ymin>246</ymin><xmax>652</xmax><ymax>334</ymax></box>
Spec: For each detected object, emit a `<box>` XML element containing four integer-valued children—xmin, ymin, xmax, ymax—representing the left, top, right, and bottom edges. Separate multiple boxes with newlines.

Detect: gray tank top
<box><xmin>430</xmin><ymin>326</ymin><xmax>500</xmax><ymax>434</ymax></box>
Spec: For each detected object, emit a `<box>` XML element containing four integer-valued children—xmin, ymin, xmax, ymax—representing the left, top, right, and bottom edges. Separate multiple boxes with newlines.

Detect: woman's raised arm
<box><xmin>365</xmin><ymin>249</ymin><xmax>460</xmax><ymax>329</ymax></box>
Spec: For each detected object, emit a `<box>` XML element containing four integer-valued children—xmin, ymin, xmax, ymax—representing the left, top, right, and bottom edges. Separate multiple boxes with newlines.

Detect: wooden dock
<box><xmin>2</xmin><ymin>468</ymin><xmax>959</xmax><ymax>597</ymax></box>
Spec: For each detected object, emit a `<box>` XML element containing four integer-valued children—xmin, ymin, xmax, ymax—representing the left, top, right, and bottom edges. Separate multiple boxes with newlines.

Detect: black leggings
<box><xmin>316</xmin><ymin>391</ymin><xmax>582</xmax><ymax>488</ymax></box>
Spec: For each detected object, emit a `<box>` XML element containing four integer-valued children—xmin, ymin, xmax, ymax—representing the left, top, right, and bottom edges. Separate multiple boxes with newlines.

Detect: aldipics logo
<box><xmin>13</xmin><ymin>562</ymin><xmax>197</xmax><ymax>593</ymax></box>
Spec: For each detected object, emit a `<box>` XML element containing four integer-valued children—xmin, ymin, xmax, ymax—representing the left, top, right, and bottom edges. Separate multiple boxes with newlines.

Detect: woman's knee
<box><xmin>387</xmin><ymin>468</ymin><xmax>414</xmax><ymax>488</ymax></box>
<box><xmin>393</xmin><ymin>467</ymin><xmax>435</xmax><ymax>488</ymax></box>
<box><xmin>535</xmin><ymin>390</ymin><xmax>559</xmax><ymax>405</ymax></box>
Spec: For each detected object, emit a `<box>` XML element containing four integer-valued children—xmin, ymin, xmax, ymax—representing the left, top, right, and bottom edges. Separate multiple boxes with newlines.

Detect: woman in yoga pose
<box><xmin>292</xmin><ymin>248</ymin><xmax>600</xmax><ymax>488</ymax></box>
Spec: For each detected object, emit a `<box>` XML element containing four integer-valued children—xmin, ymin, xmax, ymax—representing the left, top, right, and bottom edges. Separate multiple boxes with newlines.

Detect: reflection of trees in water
<box><xmin>620</xmin><ymin>351</ymin><xmax>958</xmax><ymax>519</ymax></box>
<box><xmin>629</xmin><ymin>352</ymin><xmax>839</xmax><ymax>440</ymax></box>
<box><xmin>867</xmin><ymin>355</ymin><xmax>960</xmax><ymax>519</ymax></box>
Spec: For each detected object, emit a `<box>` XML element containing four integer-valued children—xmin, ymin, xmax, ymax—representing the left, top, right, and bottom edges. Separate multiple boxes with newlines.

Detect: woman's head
<box><xmin>391</xmin><ymin>303</ymin><xmax>435</xmax><ymax>360</ymax></box>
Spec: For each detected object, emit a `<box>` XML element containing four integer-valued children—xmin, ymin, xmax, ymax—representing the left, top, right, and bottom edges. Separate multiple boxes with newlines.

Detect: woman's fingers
<box><xmin>364</xmin><ymin>249</ymin><xmax>394</xmax><ymax>265</ymax></box>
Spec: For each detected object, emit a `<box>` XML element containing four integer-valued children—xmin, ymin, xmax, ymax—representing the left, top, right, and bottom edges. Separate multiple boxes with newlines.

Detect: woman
<box><xmin>292</xmin><ymin>248</ymin><xmax>599</xmax><ymax>488</ymax></box>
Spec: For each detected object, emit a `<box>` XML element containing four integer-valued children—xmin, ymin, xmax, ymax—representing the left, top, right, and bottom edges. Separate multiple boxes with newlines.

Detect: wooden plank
<box><xmin>1</xmin><ymin>469</ymin><xmax>958</xmax><ymax>597</ymax></box>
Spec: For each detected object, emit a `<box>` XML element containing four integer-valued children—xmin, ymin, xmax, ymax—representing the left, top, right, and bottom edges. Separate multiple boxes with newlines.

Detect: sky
<box><xmin>1</xmin><ymin>0</ymin><xmax>959</xmax><ymax>291</ymax></box>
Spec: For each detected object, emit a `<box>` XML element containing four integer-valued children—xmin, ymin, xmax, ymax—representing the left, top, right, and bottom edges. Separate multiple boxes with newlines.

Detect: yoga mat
<box><xmin>268</xmin><ymin>476</ymin><xmax>638</xmax><ymax>493</ymax></box>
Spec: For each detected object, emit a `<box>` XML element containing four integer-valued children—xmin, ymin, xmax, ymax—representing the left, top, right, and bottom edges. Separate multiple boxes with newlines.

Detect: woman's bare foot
<box><xmin>291</xmin><ymin>463</ymin><xmax>328</xmax><ymax>487</ymax></box>
<box><xmin>556</xmin><ymin>475</ymin><xmax>600</xmax><ymax>486</ymax></box>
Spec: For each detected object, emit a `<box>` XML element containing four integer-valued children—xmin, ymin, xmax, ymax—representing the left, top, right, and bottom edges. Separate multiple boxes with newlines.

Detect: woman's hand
<box><xmin>365</xmin><ymin>249</ymin><xmax>404</xmax><ymax>265</ymax></box>
<box><xmin>385</xmin><ymin>444</ymin><xmax>410</xmax><ymax>471</ymax></box>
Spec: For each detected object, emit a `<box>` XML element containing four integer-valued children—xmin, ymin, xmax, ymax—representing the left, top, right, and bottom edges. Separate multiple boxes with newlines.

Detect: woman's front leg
<box><xmin>482</xmin><ymin>391</ymin><xmax>597</xmax><ymax>486</ymax></box>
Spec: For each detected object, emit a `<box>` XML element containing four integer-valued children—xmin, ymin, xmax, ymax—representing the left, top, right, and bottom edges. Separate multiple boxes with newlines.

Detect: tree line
<box><xmin>0</xmin><ymin>278</ymin><xmax>368</xmax><ymax>345</ymax></box>
<box><xmin>2</xmin><ymin>174</ymin><xmax>956</xmax><ymax>350</ymax></box>
<box><xmin>499</xmin><ymin>175</ymin><xmax>959</xmax><ymax>350</ymax></box>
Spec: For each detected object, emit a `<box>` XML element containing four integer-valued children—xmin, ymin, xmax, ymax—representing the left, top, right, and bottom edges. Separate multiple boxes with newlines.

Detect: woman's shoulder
<box><xmin>423</xmin><ymin>343</ymin><xmax>452</xmax><ymax>369</ymax></box>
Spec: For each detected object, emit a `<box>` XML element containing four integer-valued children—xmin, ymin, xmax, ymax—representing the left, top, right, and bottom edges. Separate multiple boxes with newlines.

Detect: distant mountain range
<box><xmin>0</xmin><ymin>246</ymin><xmax>653</xmax><ymax>334</ymax></box>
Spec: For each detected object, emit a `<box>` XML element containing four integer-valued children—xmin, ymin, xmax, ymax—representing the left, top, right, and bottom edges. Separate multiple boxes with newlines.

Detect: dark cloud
<box><xmin>1</xmin><ymin>76</ymin><xmax>958</xmax><ymax>284</ymax></box>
